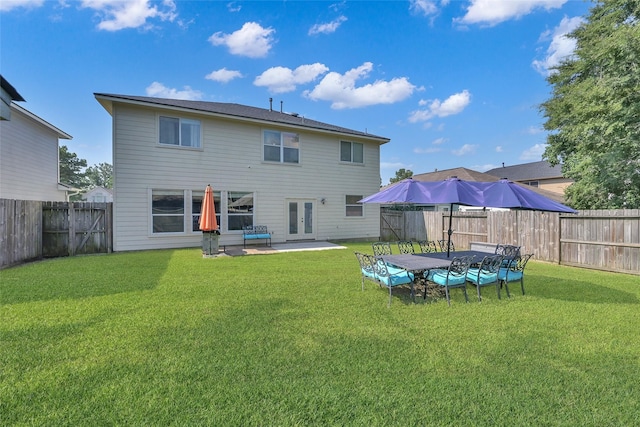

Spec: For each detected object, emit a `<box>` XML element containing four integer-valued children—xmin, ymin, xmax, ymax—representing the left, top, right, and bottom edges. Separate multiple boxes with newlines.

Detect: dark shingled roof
<box><xmin>485</xmin><ymin>161</ymin><xmax>563</xmax><ymax>181</ymax></box>
<box><xmin>412</xmin><ymin>167</ymin><xmax>501</xmax><ymax>182</ymax></box>
<box><xmin>410</xmin><ymin>166</ymin><xmax>566</xmax><ymax>203</ymax></box>
<box><xmin>1</xmin><ymin>75</ymin><xmax>25</xmax><ymax>102</ymax></box>
<box><xmin>94</xmin><ymin>93</ymin><xmax>389</xmax><ymax>143</ymax></box>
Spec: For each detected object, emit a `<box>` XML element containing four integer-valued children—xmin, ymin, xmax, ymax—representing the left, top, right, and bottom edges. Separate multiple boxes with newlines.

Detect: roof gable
<box><xmin>94</xmin><ymin>93</ymin><xmax>389</xmax><ymax>144</ymax></box>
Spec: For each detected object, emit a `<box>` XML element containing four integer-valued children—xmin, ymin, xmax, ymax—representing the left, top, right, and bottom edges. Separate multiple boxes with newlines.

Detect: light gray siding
<box><xmin>0</xmin><ymin>107</ymin><xmax>67</xmax><ymax>201</ymax></box>
<box><xmin>110</xmin><ymin>102</ymin><xmax>382</xmax><ymax>251</ymax></box>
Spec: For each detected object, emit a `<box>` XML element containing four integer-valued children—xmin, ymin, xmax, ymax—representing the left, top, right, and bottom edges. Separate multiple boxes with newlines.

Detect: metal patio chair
<box><xmin>466</xmin><ymin>254</ymin><xmax>504</xmax><ymax>301</ymax></box>
<box><xmin>418</xmin><ymin>240</ymin><xmax>438</xmax><ymax>253</ymax></box>
<box><xmin>372</xmin><ymin>242</ymin><xmax>392</xmax><ymax>256</ymax></box>
<box><xmin>423</xmin><ymin>255</ymin><xmax>474</xmax><ymax>306</ymax></box>
<box><xmin>498</xmin><ymin>254</ymin><xmax>534</xmax><ymax>298</ymax></box>
<box><xmin>438</xmin><ymin>239</ymin><xmax>455</xmax><ymax>253</ymax></box>
<box><xmin>397</xmin><ymin>240</ymin><xmax>415</xmax><ymax>254</ymax></box>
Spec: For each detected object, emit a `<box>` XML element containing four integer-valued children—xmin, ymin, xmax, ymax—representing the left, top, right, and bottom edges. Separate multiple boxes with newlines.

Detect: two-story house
<box><xmin>95</xmin><ymin>93</ymin><xmax>388</xmax><ymax>252</ymax></box>
<box><xmin>1</xmin><ymin>76</ymin><xmax>73</xmax><ymax>201</ymax></box>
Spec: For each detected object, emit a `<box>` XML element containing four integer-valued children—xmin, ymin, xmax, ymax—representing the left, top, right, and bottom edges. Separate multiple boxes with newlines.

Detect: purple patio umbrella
<box><xmin>478</xmin><ymin>179</ymin><xmax>577</xmax><ymax>213</ymax></box>
<box><xmin>358</xmin><ymin>178</ymin><xmax>436</xmax><ymax>204</ymax></box>
<box><xmin>361</xmin><ymin>177</ymin><xmax>576</xmax><ymax>257</ymax></box>
<box><xmin>360</xmin><ymin>178</ymin><xmax>486</xmax><ymax>256</ymax></box>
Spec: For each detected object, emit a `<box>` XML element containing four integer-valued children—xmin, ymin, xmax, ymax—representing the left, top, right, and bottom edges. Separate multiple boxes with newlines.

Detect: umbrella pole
<box><xmin>447</xmin><ymin>203</ymin><xmax>453</xmax><ymax>257</ymax></box>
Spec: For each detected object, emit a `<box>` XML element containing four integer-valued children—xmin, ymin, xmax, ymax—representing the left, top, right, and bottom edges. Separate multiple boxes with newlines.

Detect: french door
<box><xmin>286</xmin><ymin>199</ymin><xmax>316</xmax><ymax>241</ymax></box>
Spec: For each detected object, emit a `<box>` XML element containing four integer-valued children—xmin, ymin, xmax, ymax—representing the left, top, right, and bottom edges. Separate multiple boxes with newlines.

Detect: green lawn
<box><xmin>1</xmin><ymin>243</ymin><xmax>639</xmax><ymax>426</ymax></box>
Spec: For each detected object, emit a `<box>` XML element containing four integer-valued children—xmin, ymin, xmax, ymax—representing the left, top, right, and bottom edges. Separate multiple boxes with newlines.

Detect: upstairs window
<box><xmin>159</xmin><ymin>116</ymin><xmax>201</xmax><ymax>148</ymax></box>
<box><xmin>340</xmin><ymin>141</ymin><xmax>364</xmax><ymax>164</ymax></box>
<box><xmin>264</xmin><ymin>130</ymin><xmax>299</xmax><ymax>164</ymax></box>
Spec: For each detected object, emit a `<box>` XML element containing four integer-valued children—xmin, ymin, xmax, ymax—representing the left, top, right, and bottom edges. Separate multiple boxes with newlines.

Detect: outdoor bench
<box><xmin>242</xmin><ymin>225</ymin><xmax>272</xmax><ymax>248</ymax></box>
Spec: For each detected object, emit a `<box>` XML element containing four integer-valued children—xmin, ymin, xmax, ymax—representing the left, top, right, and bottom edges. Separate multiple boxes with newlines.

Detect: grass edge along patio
<box><xmin>1</xmin><ymin>243</ymin><xmax>639</xmax><ymax>425</ymax></box>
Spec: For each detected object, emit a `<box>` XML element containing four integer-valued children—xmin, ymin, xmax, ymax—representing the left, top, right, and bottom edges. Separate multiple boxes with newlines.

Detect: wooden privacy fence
<box><xmin>42</xmin><ymin>201</ymin><xmax>112</xmax><ymax>258</ymax></box>
<box><xmin>1</xmin><ymin>199</ymin><xmax>113</xmax><ymax>269</ymax></box>
<box><xmin>382</xmin><ymin>209</ymin><xmax>639</xmax><ymax>275</ymax></box>
<box><xmin>0</xmin><ymin>199</ymin><xmax>43</xmax><ymax>269</ymax></box>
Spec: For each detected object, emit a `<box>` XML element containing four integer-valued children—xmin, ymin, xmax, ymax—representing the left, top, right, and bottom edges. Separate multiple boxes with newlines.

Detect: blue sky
<box><xmin>1</xmin><ymin>0</ymin><xmax>591</xmax><ymax>184</ymax></box>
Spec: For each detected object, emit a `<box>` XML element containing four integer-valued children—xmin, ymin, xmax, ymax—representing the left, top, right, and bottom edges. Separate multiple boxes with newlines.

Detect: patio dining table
<box><xmin>382</xmin><ymin>250</ymin><xmax>494</xmax><ymax>272</ymax></box>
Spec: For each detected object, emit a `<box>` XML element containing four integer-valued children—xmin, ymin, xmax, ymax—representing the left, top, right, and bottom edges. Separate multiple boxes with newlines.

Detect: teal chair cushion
<box><xmin>380</xmin><ymin>266</ymin><xmax>414</xmax><ymax>287</ymax></box>
<box><xmin>361</xmin><ymin>268</ymin><xmax>376</xmax><ymax>280</ymax></box>
<box><xmin>498</xmin><ymin>268</ymin><xmax>523</xmax><ymax>282</ymax></box>
<box><xmin>467</xmin><ymin>268</ymin><xmax>498</xmax><ymax>285</ymax></box>
<box><xmin>426</xmin><ymin>269</ymin><xmax>466</xmax><ymax>287</ymax></box>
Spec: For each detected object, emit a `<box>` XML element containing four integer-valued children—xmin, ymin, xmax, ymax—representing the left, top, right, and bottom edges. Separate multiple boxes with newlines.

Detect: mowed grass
<box><xmin>1</xmin><ymin>243</ymin><xmax>639</xmax><ymax>426</ymax></box>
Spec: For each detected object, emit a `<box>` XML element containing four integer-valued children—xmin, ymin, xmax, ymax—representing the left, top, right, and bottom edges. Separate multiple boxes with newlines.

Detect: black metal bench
<box><xmin>242</xmin><ymin>225</ymin><xmax>272</xmax><ymax>248</ymax></box>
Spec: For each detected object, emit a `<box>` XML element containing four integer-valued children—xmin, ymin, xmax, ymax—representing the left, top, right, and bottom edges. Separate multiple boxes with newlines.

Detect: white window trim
<box><xmin>262</xmin><ymin>129</ymin><xmax>301</xmax><ymax>164</ymax></box>
<box><xmin>149</xmin><ymin>188</ymin><xmax>188</xmax><ymax>236</ymax></box>
<box><xmin>157</xmin><ymin>114</ymin><xmax>203</xmax><ymax>150</ymax></box>
<box><xmin>339</xmin><ymin>140</ymin><xmax>364</xmax><ymax>165</ymax></box>
<box><xmin>345</xmin><ymin>194</ymin><xmax>364</xmax><ymax>218</ymax></box>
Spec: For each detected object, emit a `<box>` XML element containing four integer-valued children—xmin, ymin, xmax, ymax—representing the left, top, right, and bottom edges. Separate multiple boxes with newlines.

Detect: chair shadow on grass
<box><xmin>529</xmin><ymin>275</ymin><xmax>639</xmax><ymax>305</ymax></box>
<box><xmin>0</xmin><ymin>250</ymin><xmax>174</xmax><ymax>305</ymax></box>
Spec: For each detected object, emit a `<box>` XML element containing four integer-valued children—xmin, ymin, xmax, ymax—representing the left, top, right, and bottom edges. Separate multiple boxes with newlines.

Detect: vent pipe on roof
<box><xmin>269</xmin><ymin>98</ymin><xmax>273</xmax><ymax>111</ymax></box>
<box><xmin>502</xmin><ymin>162</ymin><xmax>505</xmax><ymax>167</ymax></box>
<box><xmin>280</xmin><ymin>100</ymin><xmax>283</xmax><ymax>113</ymax></box>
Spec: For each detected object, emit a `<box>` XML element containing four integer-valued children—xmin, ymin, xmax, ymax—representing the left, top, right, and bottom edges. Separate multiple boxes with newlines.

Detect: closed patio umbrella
<box><xmin>199</xmin><ymin>184</ymin><xmax>219</xmax><ymax>255</ymax></box>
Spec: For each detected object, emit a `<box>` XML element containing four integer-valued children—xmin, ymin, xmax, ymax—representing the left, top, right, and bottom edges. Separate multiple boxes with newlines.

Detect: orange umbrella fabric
<box><xmin>199</xmin><ymin>185</ymin><xmax>219</xmax><ymax>232</ymax></box>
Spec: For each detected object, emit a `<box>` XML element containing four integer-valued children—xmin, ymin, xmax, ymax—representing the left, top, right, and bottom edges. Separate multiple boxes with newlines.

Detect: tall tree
<box><xmin>59</xmin><ymin>145</ymin><xmax>88</xmax><ymax>189</ymax></box>
<box><xmin>540</xmin><ymin>0</ymin><xmax>640</xmax><ymax>209</ymax></box>
<box><xmin>85</xmin><ymin>163</ymin><xmax>113</xmax><ymax>188</ymax></box>
<box><xmin>389</xmin><ymin>168</ymin><xmax>413</xmax><ymax>184</ymax></box>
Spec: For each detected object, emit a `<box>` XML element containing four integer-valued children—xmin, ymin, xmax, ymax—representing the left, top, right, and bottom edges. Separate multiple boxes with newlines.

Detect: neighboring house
<box><xmin>82</xmin><ymin>186</ymin><xmax>113</xmax><ymax>203</ymax></box>
<box><xmin>1</xmin><ymin>75</ymin><xmax>25</xmax><ymax>120</ymax></box>
<box><xmin>0</xmin><ymin>76</ymin><xmax>73</xmax><ymax>201</ymax></box>
<box><xmin>411</xmin><ymin>166</ymin><xmax>567</xmax><ymax>206</ymax></box>
<box><xmin>485</xmin><ymin>161</ymin><xmax>572</xmax><ymax>197</ymax></box>
<box><xmin>95</xmin><ymin>93</ymin><xmax>389</xmax><ymax>252</ymax></box>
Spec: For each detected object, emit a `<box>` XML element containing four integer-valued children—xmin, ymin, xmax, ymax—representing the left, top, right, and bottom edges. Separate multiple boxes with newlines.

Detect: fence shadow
<box><xmin>529</xmin><ymin>275</ymin><xmax>639</xmax><ymax>305</ymax></box>
<box><xmin>0</xmin><ymin>251</ymin><xmax>174</xmax><ymax>305</ymax></box>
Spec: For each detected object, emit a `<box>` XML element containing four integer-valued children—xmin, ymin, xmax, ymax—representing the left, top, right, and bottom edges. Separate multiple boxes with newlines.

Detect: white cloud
<box><xmin>81</xmin><ymin>0</ymin><xmax>177</xmax><ymax>31</ymax></box>
<box><xmin>414</xmin><ymin>147</ymin><xmax>442</xmax><ymax>154</ymax></box>
<box><xmin>254</xmin><ymin>63</ymin><xmax>329</xmax><ymax>94</ymax></box>
<box><xmin>520</xmin><ymin>143</ymin><xmax>547</xmax><ymax>161</ymax></box>
<box><xmin>457</xmin><ymin>0</ymin><xmax>566</xmax><ymax>26</ymax></box>
<box><xmin>409</xmin><ymin>0</ymin><xmax>439</xmax><ymax>16</ymax></box>
<box><xmin>408</xmin><ymin>90</ymin><xmax>471</xmax><ymax>123</ymax></box>
<box><xmin>532</xmin><ymin>16</ymin><xmax>584</xmax><ymax>75</ymax></box>
<box><xmin>432</xmin><ymin>137</ymin><xmax>447</xmax><ymax>145</ymax></box>
<box><xmin>226</xmin><ymin>2</ymin><xmax>241</xmax><ymax>12</ymax></box>
<box><xmin>205</xmin><ymin>68</ymin><xmax>243</xmax><ymax>83</ymax></box>
<box><xmin>452</xmin><ymin>144</ymin><xmax>478</xmax><ymax>156</ymax></box>
<box><xmin>209</xmin><ymin>22</ymin><xmax>275</xmax><ymax>58</ymax></box>
<box><xmin>304</xmin><ymin>62</ymin><xmax>416</xmax><ymax>109</ymax></box>
<box><xmin>0</xmin><ymin>0</ymin><xmax>44</xmax><ymax>12</ymax></box>
<box><xmin>146</xmin><ymin>81</ymin><xmax>202</xmax><ymax>100</ymax></box>
<box><xmin>495</xmin><ymin>145</ymin><xmax>503</xmax><ymax>152</ymax></box>
<box><xmin>309</xmin><ymin>15</ymin><xmax>347</xmax><ymax>35</ymax></box>
<box><xmin>525</xmin><ymin>125</ymin><xmax>544</xmax><ymax>135</ymax></box>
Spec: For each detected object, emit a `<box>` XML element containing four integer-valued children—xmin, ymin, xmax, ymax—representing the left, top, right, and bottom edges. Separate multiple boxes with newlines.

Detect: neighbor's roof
<box><xmin>485</xmin><ymin>161</ymin><xmax>564</xmax><ymax>181</ymax></box>
<box><xmin>412</xmin><ymin>167</ymin><xmax>500</xmax><ymax>182</ymax></box>
<box><xmin>411</xmin><ymin>166</ymin><xmax>566</xmax><ymax>203</ymax></box>
<box><xmin>94</xmin><ymin>93</ymin><xmax>390</xmax><ymax>143</ymax></box>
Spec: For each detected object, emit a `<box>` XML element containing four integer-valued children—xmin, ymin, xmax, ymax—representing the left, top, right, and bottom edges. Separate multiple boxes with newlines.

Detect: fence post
<box><xmin>68</xmin><ymin>203</ymin><xmax>75</xmax><ymax>256</ymax></box>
